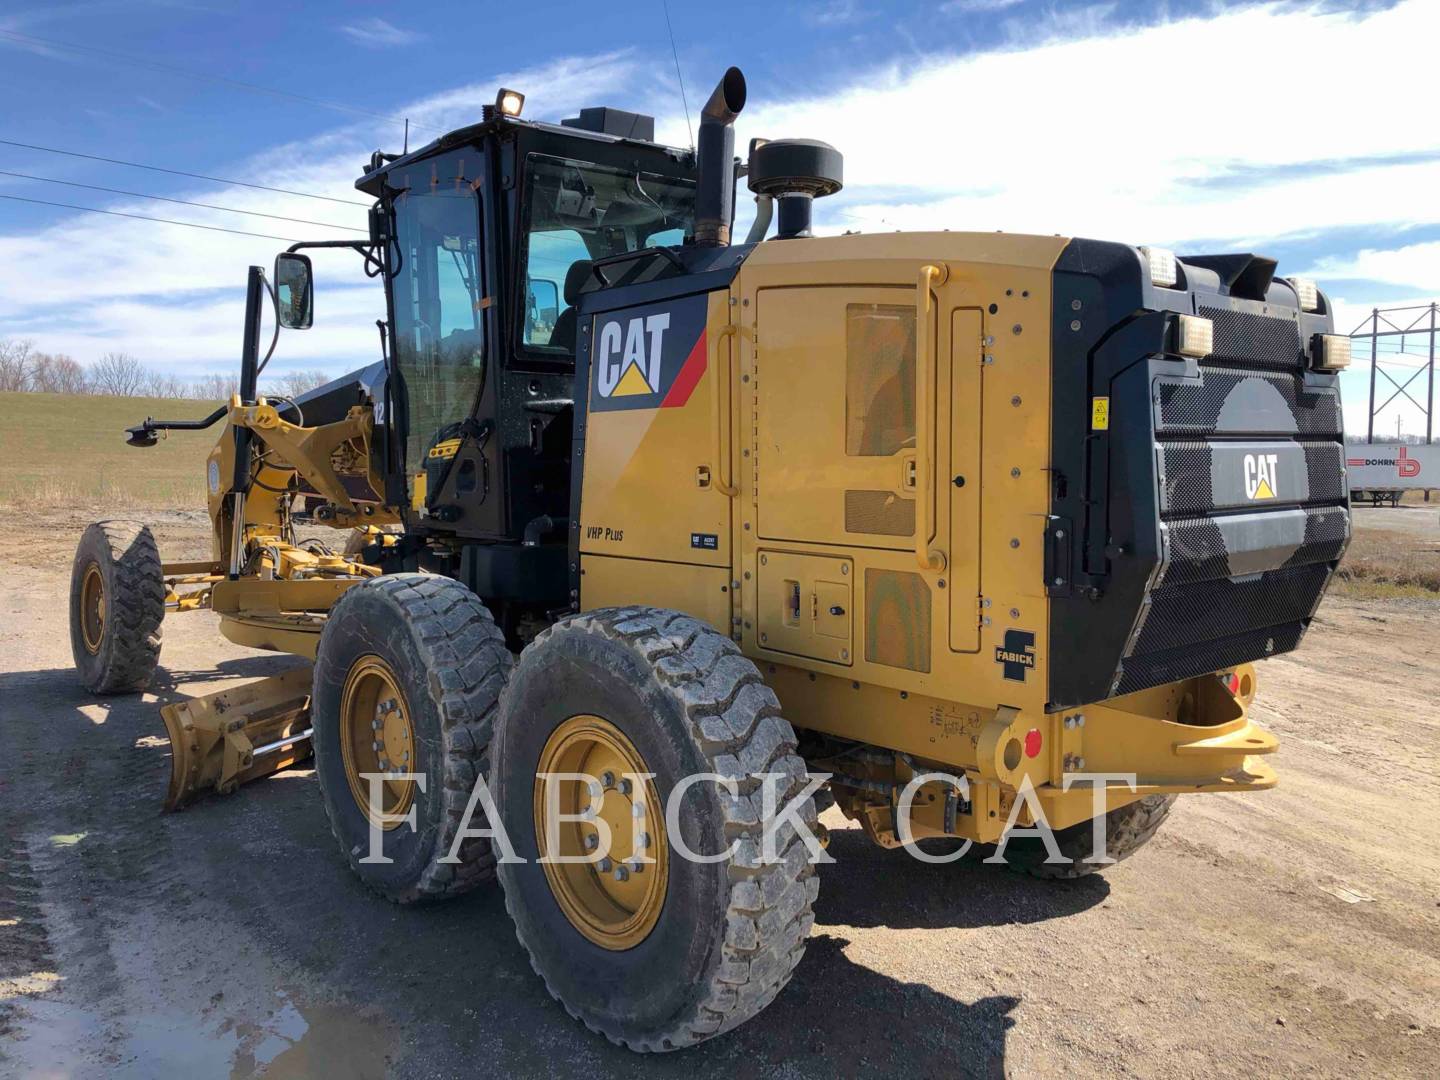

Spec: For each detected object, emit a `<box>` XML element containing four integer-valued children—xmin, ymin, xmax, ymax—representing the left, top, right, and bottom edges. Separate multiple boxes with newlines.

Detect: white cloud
<box><xmin>338</xmin><ymin>17</ymin><xmax>424</xmax><ymax>49</ymax></box>
<box><xmin>0</xmin><ymin>51</ymin><xmax>648</xmax><ymax>376</ymax></box>
<box><xmin>1314</xmin><ymin>241</ymin><xmax>1440</xmax><ymax>294</ymax></box>
<box><xmin>724</xmin><ymin>1</ymin><xmax>1439</xmax><ymax>251</ymax></box>
<box><xmin>4</xmin><ymin>0</ymin><xmax>1439</xmax><ymax>397</ymax></box>
<box><xmin>807</xmin><ymin>1</ymin><xmax>871</xmax><ymax>25</ymax></box>
<box><xmin>940</xmin><ymin>0</ymin><xmax>1025</xmax><ymax>14</ymax></box>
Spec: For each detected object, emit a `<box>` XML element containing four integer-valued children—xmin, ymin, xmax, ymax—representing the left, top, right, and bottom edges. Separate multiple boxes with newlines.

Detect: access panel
<box><xmin>755</xmin><ymin>287</ymin><xmax>918</xmax><ymax>550</ymax></box>
<box><xmin>755</xmin><ymin>550</ymin><xmax>854</xmax><ymax>665</ymax></box>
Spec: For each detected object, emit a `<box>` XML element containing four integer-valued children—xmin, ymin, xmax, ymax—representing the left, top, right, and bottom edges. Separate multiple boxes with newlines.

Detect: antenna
<box><xmin>404</xmin><ymin>119</ymin><xmax>410</xmax><ymax>155</ymax></box>
<box><xmin>661</xmin><ymin>1</ymin><xmax>695</xmax><ymax>149</ymax></box>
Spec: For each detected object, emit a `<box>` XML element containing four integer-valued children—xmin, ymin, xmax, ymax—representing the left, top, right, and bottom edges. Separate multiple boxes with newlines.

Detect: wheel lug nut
<box><xmin>628</xmin><ymin>860</ymin><xmax>644</xmax><ymax>874</ymax></box>
<box><xmin>613</xmin><ymin>866</ymin><xmax>629</xmax><ymax>882</ymax></box>
<box><xmin>587</xmin><ymin>780</ymin><xmax>602</xmax><ymax>801</ymax></box>
<box><xmin>372</xmin><ymin>719</ymin><xmax>383</xmax><ymax>731</ymax></box>
<box><xmin>372</xmin><ymin>740</ymin><xmax>383</xmax><ymax>751</ymax></box>
<box><xmin>631</xmin><ymin>802</ymin><xmax>645</xmax><ymax>819</ymax></box>
<box><xmin>598</xmin><ymin>857</ymin><xmax>613</xmax><ymax>873</ymax></box>
<box><xmin>601</xmin><ymin>771</ymin><xmax>616</xmax><ymax>789</ymax></box>
<box><xmin>618</xmin><ymin>778</ymin><xmax>633</xmax><ymax>795</ymax></box>
<box><xmin>584</xmin><ymin>833</ymin><xmax>599</xmax><ymax>850</ymax></box>
<box><xmin>637</xmin><ymin>832</ymin><xmax>650</xmax><ymax>848</ymax></box>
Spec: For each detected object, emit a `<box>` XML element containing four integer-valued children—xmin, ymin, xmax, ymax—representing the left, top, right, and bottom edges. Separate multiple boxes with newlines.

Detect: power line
<box><xmin>0</xmin><ymin>138</ymin><xmax>370</xmax><ymax>207</ymax></box>
<box><xmin>0</xmin><ymin>28</ymin><xmax>424</xmax><ymax>134</ymax></box>
<box><xmin>0</xmin><ymin>193</ymin><xmax>302</xmax><ymax>242</ymax></box>
<box><xmin>660</xmin><ymin>1</ymin><xmax>694</xmax><ymax>150</ymax></box>
<box><xmin>0</xmin><ymin>169</ymin><xmax>365</xmax><ymax>232</ymax></box>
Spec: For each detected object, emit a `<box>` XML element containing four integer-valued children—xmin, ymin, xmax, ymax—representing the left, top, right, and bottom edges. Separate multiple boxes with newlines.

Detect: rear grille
<box><xmin>1160</xmin><ymin>439</ymin><xmax>1346</xmax><ymax>515</ymax></box>
<box><xmin>1115</xmin><ymin>622</ymin><xmax>1305</xmax><ymax>697</ymax></box>
<box><xmin>1160</xmin><ymin>505</ymin><xmax>1349</xmax><ymax>587</ymax></box>
<box><xmin>1133</xmin><ymin>562</ymin><xmax>1329</xmax><ymax>655</ymax></box>
<box><xmin>1116</xmin><ymin>301</ymin><xmax>1346</xmax><ymax>698</ymax></box>
<box><xmin>1157</xmin><ymin>365</ymin><xmax>1342</xmax><ymax>437</ymax></box>
<box><xmin>1201</xmin><ymin>305</ymin><xmax>1302</xmax><ymax>368</ymax></box>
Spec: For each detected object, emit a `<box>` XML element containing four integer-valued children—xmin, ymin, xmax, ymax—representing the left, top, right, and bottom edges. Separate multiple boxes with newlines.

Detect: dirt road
<box><xmin>2</xmin><ymin>510</ymin><xmax>1438</xmax><ymax>1078</ymax></box>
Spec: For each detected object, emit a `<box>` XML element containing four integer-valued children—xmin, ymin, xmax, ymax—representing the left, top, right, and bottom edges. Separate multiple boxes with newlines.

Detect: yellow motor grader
<box><xmin>68</xmin><ymin>68</ymin><xmax>1351</xmax><ymax>1050</ymax></box>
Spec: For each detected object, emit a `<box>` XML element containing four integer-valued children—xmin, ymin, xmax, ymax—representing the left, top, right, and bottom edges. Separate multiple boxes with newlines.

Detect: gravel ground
<box><xmin>1</xmin><ymin>509</ymin><xmax>1437</xmax><ymax>1078</ymax></box>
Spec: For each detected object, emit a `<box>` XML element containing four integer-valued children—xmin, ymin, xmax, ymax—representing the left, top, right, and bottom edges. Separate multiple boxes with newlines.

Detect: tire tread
<box><xmin>501</xmin><ymin>606</ymin><xmax>818</xmax><ymax>1052</ymax></box>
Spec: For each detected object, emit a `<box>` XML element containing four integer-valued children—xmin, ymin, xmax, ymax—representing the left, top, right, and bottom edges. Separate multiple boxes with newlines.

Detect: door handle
<box><xmin>915</xmin><ymin>264</ymin><xmax>947</xmax><ymax>572</ymax></box>
<box><xmin>711</xmin><ymin>323</ymin><xmax>739</xmax><ymax>498</ymax></box>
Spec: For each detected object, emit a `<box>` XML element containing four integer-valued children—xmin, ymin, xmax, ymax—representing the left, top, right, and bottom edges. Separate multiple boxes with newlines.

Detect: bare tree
<box><xmin>53</xmin><ymin>355</ymin><xmax>90</xmax><ymax>394</ymax></box>
<box><xmin>271</xmin><ymin>369</ymin><xmax>332</xmax><ymax>398</ymax></box>
<box><xmin>141</xmin><ymin>369</ymin><xmax>189</xmax><ymax>399</ymax></box>
<box><xmin>191</xmin><ymin>373</ymin><xmax>238</xmax><ymax>401</ymax></box>
<box><xmin>30</xmin><ymin>353</ymin><xmax>90</xmax><ymax>394</ymax></box>
<box><xmin>89</xmin><ymin>351</ymin><xmax>149</xmax><ymax>396</ymax></box>
<box><xmin>0</xmin><ymin>338</ymin><xmax>37</xmax><ymax>391</ymax></box>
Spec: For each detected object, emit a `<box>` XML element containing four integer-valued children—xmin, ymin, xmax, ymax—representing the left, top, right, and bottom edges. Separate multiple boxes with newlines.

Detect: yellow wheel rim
<box><xmin>339</xmin><ymin>656</ymin><xmax>418</xmax><ymax>830</ymax></box>
<box><xmin>80</xmin><ymin>563</ymin><xmax>106</xmax><ymax>655</ymax></box>
<box><xmin>534</xmin><ymin>715</ymin><xmax>669</xmax><ymax>951</ymax></box>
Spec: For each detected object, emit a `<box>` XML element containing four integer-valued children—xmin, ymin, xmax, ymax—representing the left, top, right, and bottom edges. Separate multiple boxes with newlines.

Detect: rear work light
<box><xmin>1288</xmin><ymin>276</ymin><xmax>1320</xmax><ymax>312</ymax></box>
<box><xmin>1174</xmin><ymin>314</ymin><xmax>1213</xmax><ymax>358</ymax></box>
<box><xmin>1141</xmin><ymin>246</ymin><xmax>1179</xmax><ymax>288</ymax></box>
<box><xmin>1311</xmin><ymin>333</ymin><xmax>1351</xmax><ymax>372</ymax></box>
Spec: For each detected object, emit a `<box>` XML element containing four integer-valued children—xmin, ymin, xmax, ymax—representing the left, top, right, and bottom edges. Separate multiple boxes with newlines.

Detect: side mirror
<box><xmin>526</xmin><ymin>278</ymin><xmax>560</xmax><ymax>344</ymax></box>
<box><xmin>274</xmin><ymin>253</ymin><xmax>314</xmax><ymax>329</ymax></box>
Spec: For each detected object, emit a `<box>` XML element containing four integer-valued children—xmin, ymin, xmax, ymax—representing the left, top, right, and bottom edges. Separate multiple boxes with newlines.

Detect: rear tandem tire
<box><xmin>987</xmin><ymin>794</ymin><xmax>1176</xmax><ymax>880</ymax></box>
<box><xmin>492</xmin><ymin>607</ymin><xmax>819</xmax><ymax>1051</ymax></box>
<box><xmin>311</xmin><ymin>574</ymin><xmax>511</xmax><ymax>904</ymax></box>
<box><xmin>69</xmin><ymin>520</ymin><xmax>164</xmax><ymax>694</ymax></box>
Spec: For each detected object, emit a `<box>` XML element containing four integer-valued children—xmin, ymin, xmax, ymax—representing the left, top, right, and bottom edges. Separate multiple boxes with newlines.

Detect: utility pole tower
<box><xmin>1351</xmin><ymin>302</ymin><xmax>1438</xmax><ymax>444</ymax></box>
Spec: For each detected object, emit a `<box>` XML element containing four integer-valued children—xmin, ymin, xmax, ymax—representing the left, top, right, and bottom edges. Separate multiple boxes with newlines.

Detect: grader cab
<box><xmin>69</xmin><ymin>67</ymin><xmax>1351</xmax><ymax>1050</ymax></box>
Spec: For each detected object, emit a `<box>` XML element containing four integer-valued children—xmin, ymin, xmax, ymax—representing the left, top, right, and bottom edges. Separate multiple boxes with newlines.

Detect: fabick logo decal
<box><xmin>590</xmin><ymin>294</ymin><xmax>708</xmax><ymax>413</ymax></box>
<box><xmin>1243</xmin><ymin>452</ymin><xmax>1279</xmax><ymax>500</ymax></box>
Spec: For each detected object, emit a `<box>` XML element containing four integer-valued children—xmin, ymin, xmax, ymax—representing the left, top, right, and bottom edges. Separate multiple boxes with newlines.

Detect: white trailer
<box><xmin>1346</xmin><ymin>444</ymin><xmax>1440</xmax><ymax>506</ymax></box>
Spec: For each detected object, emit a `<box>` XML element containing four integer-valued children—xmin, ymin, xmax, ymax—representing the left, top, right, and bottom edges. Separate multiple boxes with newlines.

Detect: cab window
<box><xmin>520</xmin><ymin>154</ymin><xmax>695</xmax><ymax>357</ymax></box>
<box><xmin>387</xmin><ymin>150</ymin><xmax>485</xmax><ymax>488</ymax></box>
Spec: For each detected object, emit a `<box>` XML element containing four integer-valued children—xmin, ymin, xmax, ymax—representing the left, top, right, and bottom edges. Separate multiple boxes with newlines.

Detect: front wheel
<box><xmin>312</xmin><ymin>574</ymin><xmax>511</xmax><ymax>903</ymax></box>
<box><xmin>492</xmin><ymin>607</ymin><xmax>819</xmax><ymax>1051</ymax></box>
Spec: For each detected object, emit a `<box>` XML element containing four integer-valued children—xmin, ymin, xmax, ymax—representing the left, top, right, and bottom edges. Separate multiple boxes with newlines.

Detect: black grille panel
<box><xmin>1133</xmin><ymin>562</ymin><xmax>1329</xmax><ymax>655</ymax></box>
<box><xmin>1157</xmin><ymin>366</ymin><xmax>1342</xmax><ymax>437</ymax></box>
<box><xmin>1201</xmin><ymin>305</ymin><xmax>1302</xmax><ymax>368</ymax></box>
<box><xmin>1160</xmin><ymin>505</ymin><xmax>1349</xmax><ymax>587</ymax></box>
<box><xmin>1124</xmin><ymin>302</ymin><xmax>1345</xmax><ymax>697</ymax></box>
<box><xmin>1284</xmin><ymin>505</ymin><xmax>1350</xmax><ymax>569</ymax></box>
<box><xmin>1159</xmin><ymin>516</ymin><xmax>1229</xmax><ymax>586</ymax></box>
<box><xmin>1160</xmin><ymin>439</ymin><xmax>1346</xmax><ymax>515</ymax></box>
<box><xmin>1116</xmin><ymin>622</ymin><xmax>1306</xmax><ymax>697</ymax></box>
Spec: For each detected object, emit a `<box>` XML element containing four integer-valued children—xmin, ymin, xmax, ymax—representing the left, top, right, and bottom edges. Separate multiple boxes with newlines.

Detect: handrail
<box><xmin>712</xmin><ymin>323</ymin><xmax>739</xmax><ymax>497</ymax></box>
<box><xmin>915</xmin><ymin>264</ymin><xmax>948</xmax><ymax>571</ymax></box>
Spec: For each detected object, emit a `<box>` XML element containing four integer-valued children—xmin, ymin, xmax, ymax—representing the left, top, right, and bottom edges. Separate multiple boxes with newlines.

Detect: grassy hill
<box><xmin>0</xmin><ymin>392</ymin><xmax>222</xmax><ymax>508</ymax></box>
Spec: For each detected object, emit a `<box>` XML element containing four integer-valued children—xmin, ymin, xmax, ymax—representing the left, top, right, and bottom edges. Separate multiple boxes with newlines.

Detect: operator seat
<box><xmin>549</xmin><ymin>259</ymin><xmax>593</xmax><ymax>356</ymax></box>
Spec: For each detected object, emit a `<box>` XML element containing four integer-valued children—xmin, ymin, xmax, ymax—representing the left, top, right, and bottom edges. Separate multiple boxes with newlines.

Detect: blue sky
<box><xmin>1</xmin><ymin>0</ymin><xmax>1436</xmax><ymax>433</ymax></box>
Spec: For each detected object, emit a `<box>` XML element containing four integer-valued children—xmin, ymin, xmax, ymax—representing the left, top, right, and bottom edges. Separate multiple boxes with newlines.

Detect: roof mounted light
<box><xmin>1288</xmin><ymin>276</ymin><xmax>1319</xmax><ymax>312</ymax></box>
<box><xmin>496</xmin><ymin>88</ymin><xmax>525</xmax><ymax>117</ymax></box>
<box><xmin>1141</xmin><ymin>245</ymin><xmax>1179</xmax><ymax>288</ymax></box>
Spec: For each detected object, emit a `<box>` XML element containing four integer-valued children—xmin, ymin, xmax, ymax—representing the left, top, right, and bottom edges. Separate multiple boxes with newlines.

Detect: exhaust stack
<box><xmin>693</xmin><ymin>67</ymin><xmax>747</xmax><ymax>247</ymax></box>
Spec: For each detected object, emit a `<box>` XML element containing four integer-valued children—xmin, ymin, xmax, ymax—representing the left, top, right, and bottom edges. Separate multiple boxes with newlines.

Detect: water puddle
<box><xmin>4</xmin><ymin>987</ymin><xmax>393</xmax><ymax>1078</ymax></box>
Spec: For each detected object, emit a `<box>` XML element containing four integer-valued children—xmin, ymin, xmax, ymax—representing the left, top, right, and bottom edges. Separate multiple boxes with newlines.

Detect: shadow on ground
<box><xmin>2</xmin><ymin>657</ymin><xmax>1106</xmax><ymax>1078</ymax></box>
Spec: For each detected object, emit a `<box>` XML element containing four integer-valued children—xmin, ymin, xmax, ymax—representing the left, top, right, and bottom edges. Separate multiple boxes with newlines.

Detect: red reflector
<box><xmin>1023</xmin><ymin>729</ymin><xmax>1042</xmax><ymax>758</ymax></box>
<box><xmin>1224</xmin><ymin>673</ymin><xmax>1241</xmax><ymax>695</ymax></box>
